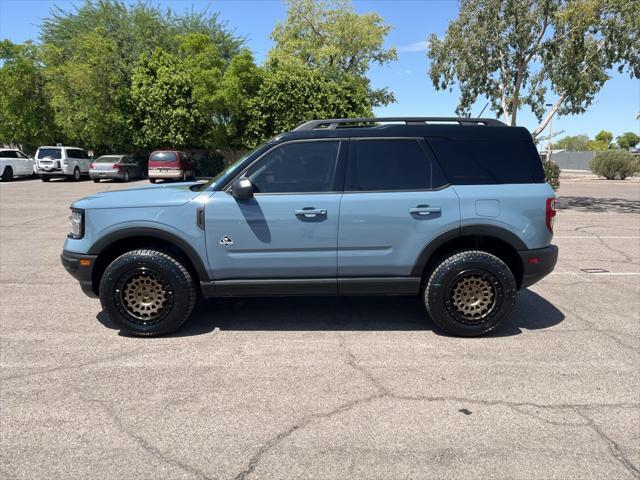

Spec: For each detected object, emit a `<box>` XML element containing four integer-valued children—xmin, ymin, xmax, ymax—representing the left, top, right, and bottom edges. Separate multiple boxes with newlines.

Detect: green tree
<box><xmin>552</xmin><ymin>134</ymin><xmax>590</xmax><ymax>151</ymax></box>
<box><xmin>586</xmin><ymin>130</ymin><xmax>614</xmax><ymax>151</ymax></box>
<box><xmin>247</xmin><ymin>61</ymin><xmax>372</xmax><ymax>144</ymax></box>
<box><xmin>130</xmin><ymin>49</ymin><xmax>203</xmax><ymax>148</ymax></box>
<box><xmin>0</xmin><ymin>41</ymin><xmax>56</xmax><ymax>151</ymax></box>
<box><xmin>269</xmin><ymin>0</ymin><xmax>397</xmax><ymax>106</ymax></box>
<box><xmin>427</xmin><ymin>0</ymin><xmax>640</xmax><ymax>137</ymax></box>
<box><xmin>39</xmin><ymin>0</ymin><xmax>243</xmax><ymax>151</ymax></box>
<box><xmin>210</xmin><ymin>50</ymin><xmax>264</xmax><ymax>155</ymax></box>
<box><xmin>616</xmin><ymin>131</ymin><xmax>640</xmax><ymax>149</ymax></box>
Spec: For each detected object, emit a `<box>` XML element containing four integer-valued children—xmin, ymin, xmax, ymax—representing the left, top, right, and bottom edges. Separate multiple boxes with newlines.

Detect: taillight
<box><xmin>90</xmin><ymin>163</ymin><xmax>95</xmax><ymax>169</ymax></box>
<box><xmin>113</xmin><ymin>163</ymin><xmax>120</xmax><ymax>170</ymax></box>
<box><xmin>546</xmin><ymin>197</ymin><xmax>557</xmax><ymax>232</ymax></box>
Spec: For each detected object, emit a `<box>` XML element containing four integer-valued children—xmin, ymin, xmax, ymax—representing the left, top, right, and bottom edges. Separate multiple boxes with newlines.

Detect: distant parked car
<box><xmin>90</xmin><ymin>155</ymin><xmax>145</xmax><ymax>183</ymax></box>
<box><xmin>148</xmin><ymin>150</ymin><xmax>194</xmax><ymax>183</ymax></box>
<box><xmin>0</xmin><ymin>149</ymin><xmax>35</xmax><ymax>181</ymax></box>
<box><xmin>35</xmin><ymin>146</ymin><xmax>91</xmax><ymax>181</ymax></box>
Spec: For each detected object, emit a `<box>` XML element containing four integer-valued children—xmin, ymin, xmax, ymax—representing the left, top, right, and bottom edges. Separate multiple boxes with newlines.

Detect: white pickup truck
<box><xmin>35</xmin><ymin>146</ymin><xmax>91</xmax><ymax>181</ymax></box>
<box><xmin>0</xmin><ymin>149</ymin><xmax>36</xmax><ymax>181</ymax></box>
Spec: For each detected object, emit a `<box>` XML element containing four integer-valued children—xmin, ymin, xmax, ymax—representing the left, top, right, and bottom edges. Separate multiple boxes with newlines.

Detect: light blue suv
<box><xmin>61</xmin><ymin>117</ymin><xmax>558</xmax><ymax>337</ymax></box>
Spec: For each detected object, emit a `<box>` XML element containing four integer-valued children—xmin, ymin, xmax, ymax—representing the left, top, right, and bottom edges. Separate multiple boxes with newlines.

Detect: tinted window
<box><xmin>247</xmin><ymin>141</ymin><xmax>340</xmax><ymax>193</ymax></box>
<box><xmin>66</xmin><ymin>149</ymin><xmax>85</xmax><ymax>159</ymax></box>
<box><xmin>150</xmin><ymin>152</ymin><xmax>177</xmax><ymax>163</ymax></box>
<box><xmin>427</xmin><ymin>137</ymin><xmax>542</xmax><ymax>184</ymax></box>
<box><xmin>348</xmin><ymin>139</ymin><xmax>445</xmax><ymax>191</ymax></box>
<box><xmin>0</xmin><ymin>150</ymin><xmax>18</xmax><ymax>158</ymax></box>
<box><xmin>37</xmin><ymin>148</ymin><xmax>62</xmax><ymax>159</ymax></box>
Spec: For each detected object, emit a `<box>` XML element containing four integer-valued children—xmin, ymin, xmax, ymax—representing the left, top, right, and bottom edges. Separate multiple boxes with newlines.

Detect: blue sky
<box><xmin>1</xmin><ymin>0</ymin><xmax>638</xmax><ymax>139</ymax></box>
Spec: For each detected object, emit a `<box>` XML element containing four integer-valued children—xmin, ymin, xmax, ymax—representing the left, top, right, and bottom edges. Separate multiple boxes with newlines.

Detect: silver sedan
<box><xmin>89</xmin><ymin>155</ymin><xmax>145</xmax><ymax>182</ymax></box>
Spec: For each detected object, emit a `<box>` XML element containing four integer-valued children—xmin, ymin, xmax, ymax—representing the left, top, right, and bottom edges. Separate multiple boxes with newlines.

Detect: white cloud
<box><xmin>397</xmin><ymin>41</ymin><xmax>428</xmax><ymax>53</ymax></box>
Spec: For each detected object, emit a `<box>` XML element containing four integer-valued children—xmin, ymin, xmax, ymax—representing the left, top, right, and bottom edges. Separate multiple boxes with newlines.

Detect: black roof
<box><xmin>273</xmin><ymin>117</ymin><xmax>533</xmax><ymax>143</ymax></box>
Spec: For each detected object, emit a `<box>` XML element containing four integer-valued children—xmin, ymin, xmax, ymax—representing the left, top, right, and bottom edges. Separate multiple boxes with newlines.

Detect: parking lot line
<box><xmin>551</xmin><ymin>272</ymin><xmax>640</xmax><ymax>276</ymax></box>
<box><xmin>554</xmin><ymin>236</ymin><xmax>640</xmax><ymax>239</ymax></box>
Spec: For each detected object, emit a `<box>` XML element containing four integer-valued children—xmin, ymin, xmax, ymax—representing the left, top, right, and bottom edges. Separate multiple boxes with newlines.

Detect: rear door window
<box><xmin>346</xmin><ymin>139</ymin><xmax>447</xmax><ymax>191</ymax></box>
<box><xmin>0</xmin><ymin>151</ymin><xmax>18</xmax><ymax>158</ymax></box>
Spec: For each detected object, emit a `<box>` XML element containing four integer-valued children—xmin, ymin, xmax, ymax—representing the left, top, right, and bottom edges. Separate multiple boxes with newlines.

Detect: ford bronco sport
<box><xmin>61</xmin><ymin>117</ymin><xmax>558</xmax><ymax>337</ymax></box>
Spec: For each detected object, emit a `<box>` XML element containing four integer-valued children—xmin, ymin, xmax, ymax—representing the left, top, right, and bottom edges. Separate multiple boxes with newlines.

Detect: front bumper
<box><xmin>519</xmin><ymin>244</ymin><xmax>558</xmax><ymax>288</ymax></box>
<box><xmin>61</xmin><ymin>250</ymin><xmax>98</xmax><ymax>298</ymax></box>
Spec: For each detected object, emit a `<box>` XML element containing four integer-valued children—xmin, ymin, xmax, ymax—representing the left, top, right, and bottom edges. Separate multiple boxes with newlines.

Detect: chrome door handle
<box><xmin>409</xmin><ymin>205</ymin><xmax>441</xmax><ymax>216</ymax></box>
<box><xmin>295</xmin><ymin>208</ymin><xmax>327</xmax><ymax>218</ymax></box>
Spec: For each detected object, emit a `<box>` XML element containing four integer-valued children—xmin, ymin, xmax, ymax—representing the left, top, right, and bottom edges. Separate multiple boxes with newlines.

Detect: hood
<box><xmin>72</xmin><ymin>183</ymin><xmax>201</xmax><ymax>210</ymax></box>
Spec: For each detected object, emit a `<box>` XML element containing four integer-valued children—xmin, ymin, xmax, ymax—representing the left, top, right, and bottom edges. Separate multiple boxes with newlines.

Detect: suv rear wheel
<box><xmin>99</xmin><ymin>249</ymin><xmax>197</xmax><ymax>336</ymax></box>
<box><xmin>423</xmin><ymin>250</ymin><xmax>517</xmax><ymax>337</ymax></box>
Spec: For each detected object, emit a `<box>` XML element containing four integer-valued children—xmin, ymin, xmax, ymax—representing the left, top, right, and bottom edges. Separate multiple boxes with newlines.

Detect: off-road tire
<box><xmin>99</xmin><ymin>249</ymin><xmax>197</xmax><ymax>337</ymax></box>
<box><xmin>423</xmin><ymin>250</ymin><xmax>517</xmax><ymax>337</ymax></box>
<box><xmin>1</xmin><ymin>167</ymin><xmax>13</xmax><ymax>182</ymax></box>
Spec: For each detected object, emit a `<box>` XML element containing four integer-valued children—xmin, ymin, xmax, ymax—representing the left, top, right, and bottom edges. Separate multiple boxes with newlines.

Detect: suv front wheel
<box><xmin>99</xmin><ymin>249</ymin><xmax>197</xmax><ymax>336</ymax></box>
<box><xmin>424</xmin><ymin>250</ymin><xmax>517</xmax><ymax>337</ymax></box>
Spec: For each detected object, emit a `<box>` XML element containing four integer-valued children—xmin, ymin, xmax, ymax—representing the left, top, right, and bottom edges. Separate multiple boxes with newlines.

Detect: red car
<box><xmin>148</xmin><ymin>150</ymin><xmax>195</xmax><ymax>183</ymax></box>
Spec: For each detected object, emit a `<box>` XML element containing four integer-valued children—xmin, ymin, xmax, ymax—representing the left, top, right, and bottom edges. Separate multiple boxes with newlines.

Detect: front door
<box><xmin>205</xmin><ymin>139</ymin><xmax>347</xmax><ymax>283</ymax></box>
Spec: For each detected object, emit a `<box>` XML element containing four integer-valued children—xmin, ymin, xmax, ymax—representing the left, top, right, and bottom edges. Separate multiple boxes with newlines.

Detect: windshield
<box><xmin>37</xmin><ymin>148</ymin><xmax>62</xmax><ymax>159</ymax></box>
<box><xmin>150</xmin><ymin>152</ymin><xmax>177</xmax><ymax>163</ymax></box>
<box><xmin>192</xmin><ymin>143</ymin><xmax>270</xmax><ymax>191</ymax></box>
<box><xmin>96</xmin><ymin>156</ymin><xmax>122</xmax><ymax>163</ymax></box>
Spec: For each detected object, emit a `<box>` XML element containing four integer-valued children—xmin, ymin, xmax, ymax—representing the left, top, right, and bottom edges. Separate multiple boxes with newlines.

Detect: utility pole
<box><xmin>545</xmin><ymin>103</ymin><xmax>553</xmax><ymax>163</ymax></box>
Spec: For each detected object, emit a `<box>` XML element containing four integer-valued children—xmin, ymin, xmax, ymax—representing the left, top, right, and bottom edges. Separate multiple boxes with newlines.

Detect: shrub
<box><xmin>590</xmin><ymin>150</ymin><xmax>639</xmax><ymax>180</ymax></box>
<box><xmin>193</xmin><ymin>152</ymin><xmax>225</xmax><ymax>178</ymax></box>
<box><xmin>542</xmin><ymin>160</ymin><xmax>560</xmax><ymax>190</ymax></box>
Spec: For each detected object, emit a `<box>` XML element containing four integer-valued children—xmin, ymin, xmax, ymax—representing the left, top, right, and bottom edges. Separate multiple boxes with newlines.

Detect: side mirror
<box><xmin>231</xmin><ymin>177</ymin><xmax>254</xmax><ymax>200</ymax></box>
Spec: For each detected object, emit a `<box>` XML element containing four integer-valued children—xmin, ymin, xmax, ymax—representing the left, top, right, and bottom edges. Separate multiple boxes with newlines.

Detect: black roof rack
<box><xmin>293</xmin><ymin>117</ymin><xmax>506</xmax><ymax>131</ymax></box>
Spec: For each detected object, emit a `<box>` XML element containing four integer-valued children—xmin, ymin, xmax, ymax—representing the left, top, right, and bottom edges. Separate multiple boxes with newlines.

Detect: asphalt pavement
<box><xmin>1</xmin><ymin>174</ymin><xmax>638</xmax><ymax>479</ymax></box>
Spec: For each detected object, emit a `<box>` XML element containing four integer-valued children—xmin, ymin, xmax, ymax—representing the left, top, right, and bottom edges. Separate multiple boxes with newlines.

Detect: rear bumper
<box><xmin>149</xmin><ymin>168</ymin><xmax>183</xmax><ymax>179</ymax></box>
<box><xmin>60</xmin><ymin>250</ymin><xmax>98</xmax><ymax>298</ymax></box>
<box><xmin>519</xmin><ymin>245</ymin><xmax>558</xmax><ymax>288</ymax></box>
<box><xmin>89</xmin><ymin>170</ymin><xmax>123</xmax><ymax>179</ymax></box>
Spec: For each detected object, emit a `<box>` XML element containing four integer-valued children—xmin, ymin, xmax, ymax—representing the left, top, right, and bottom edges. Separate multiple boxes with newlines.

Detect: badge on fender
<box><xmin>220</xmin><ymin>235</ymin><xmax>233</xmax><ymax>247</ymax></box>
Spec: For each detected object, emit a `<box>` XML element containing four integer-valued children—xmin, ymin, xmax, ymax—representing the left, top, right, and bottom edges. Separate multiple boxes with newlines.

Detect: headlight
<box><xmin>68</xmin><ymin>209</ymin><xmax>84</xmax><ymax>239</ymax></box>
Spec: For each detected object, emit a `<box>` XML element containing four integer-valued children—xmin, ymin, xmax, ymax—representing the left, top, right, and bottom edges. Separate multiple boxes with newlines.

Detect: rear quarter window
<box><xmin>426</xmin><ymin>137</ymin><xmax>544</xmax><ymax>185</ymax></box>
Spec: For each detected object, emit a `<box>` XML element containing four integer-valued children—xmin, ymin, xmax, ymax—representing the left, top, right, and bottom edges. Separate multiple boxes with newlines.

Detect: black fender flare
<box><xmin>410</xmin><ymin>225</ymin><xmax>527</xmax><ymax>276</ymax></box>
<box><xmin>88</xmin><ymin>227</ymin><xmax>210</xmax><ymax>281</ymax></box>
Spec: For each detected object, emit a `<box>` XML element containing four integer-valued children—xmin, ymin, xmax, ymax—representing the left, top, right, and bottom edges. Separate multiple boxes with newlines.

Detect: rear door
<box><xmin>338</xmin><ymin>137</ymin><xmax>460</xmax><ymax>278</ymax></box>
<box><xmin>205</xmin><ymin>139</ymin><xmax>347</xmax><ymax>283</ymax></box>
<box><xmin>15</xmin><ymin>151</ymin><xmax>33</xmax><ymax>175</ymax></box>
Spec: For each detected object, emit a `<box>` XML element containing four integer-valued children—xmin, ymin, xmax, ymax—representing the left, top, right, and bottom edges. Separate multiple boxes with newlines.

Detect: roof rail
<box><xmin>293</xmin><ymin>117</ymin><xmax>506</xmax><ymax>131</ymax></box>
